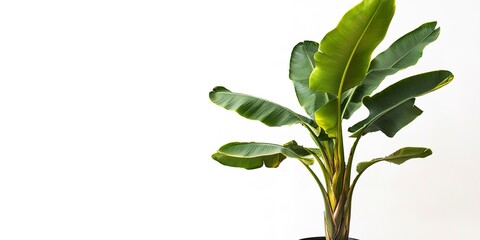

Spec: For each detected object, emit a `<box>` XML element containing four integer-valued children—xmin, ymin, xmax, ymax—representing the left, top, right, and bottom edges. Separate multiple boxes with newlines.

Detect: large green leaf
<box><xmin>209</xmin><ymin>87</ymin><xmax>316</xmax><ymax>128</ymax></box>
<box><xmin>344</xmin><ymin>22</ymin><xmax>440</xmax><ymax>119</ymax></box>
<box><xmin>349</xmin><ymin>70</ymin><xmax>454</xmax><ymax>136</ymax></box>
<box><xmin>357</xmin><ymin>147</ymin><xmax>432</xmax><ymax>173</ymax></box>
<box><xmin>212</xmin><ymin>153</ymin><xmax>285</xmax><ymax>170</ymax></box>
<box><xmin>361</xmin><ymin>99</ymin><xmax>423</xmax><ymax>137</ymax></box>
<box><xmin>289</xmin><ymin>41</ymin><xmax>332</xmax><ymax>118</ymax></box>
<box><xmin>212</xmin><ymin>141</ymin><xmax>314</xmax><ymax>170</ymax></box>
<box><xmin>315</xmin><ymin>89</ymin><xmax>355</xmax><ymax>138</ymax></box>
<box><xmin>315</xmin><ymin>99</ymin><xmax>339</xmax><ymax>138</ymax></box>
<box><xmin>309</xmin><ymin>0</ymin><xmax>395</xmax><ymax>96</ymax></box>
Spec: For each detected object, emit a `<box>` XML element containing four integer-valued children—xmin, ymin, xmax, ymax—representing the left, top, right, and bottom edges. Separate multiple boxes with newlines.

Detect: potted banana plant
<box><xmin>208</xmin><ymin>0</ymin><xmax>453</xmax><ymax>239</ymax></box>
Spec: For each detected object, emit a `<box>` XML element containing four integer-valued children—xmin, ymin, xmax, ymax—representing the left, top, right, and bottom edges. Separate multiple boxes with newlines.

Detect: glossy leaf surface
<box><xmin>362</xmin><ymin>99</ymin><xmax>423</xmax><ymax>137</ymax></box>
<box><xmin>212</xmin><ymin>141</ymin><xmax>314</xmax><ymax>170</ymax></box>
<box><xmin>209</xmin><ymin>87</ymin><xmax>316</xmax><ymax>127</ymax></box>
<box><xmin>357</xmin><ymin>147</ymin><xmax>432</xmax><ymax>173</ymax></box>
<box><xmin>349</xmin><ymin>70</ymin><xmax>453</xmax><ymax>136</ymax></box>
<box><xmin>309</xmin><ymin>0</ymin><xmax>395</xmax><ymax>96</ymax></box>
<box><xmin>212</xmin><ymin>153</ymin><xmax>285</xmax><ymax>170</ymax></box>
<box><xmin>344</xmin><ymin>22</ymin><xmax>440</xmax><ymax>118</ymax></box>
<box><xmin>289</xmin><ymin>41</ymin><xmax>331</xmax><ymax>118</ymax></box>
<box><xmin>315</xmin><ymin>99</ymin><xmax>339</xmax><ymax>138</ymax></box>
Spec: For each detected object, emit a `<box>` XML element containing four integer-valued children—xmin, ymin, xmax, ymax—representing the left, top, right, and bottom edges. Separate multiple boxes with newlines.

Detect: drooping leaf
<box><xmin>362</xmin><ymin>99</ymin><xmax>423</xmax><ymax>137</ymax></box>
<box><xmin>283</xmin><ymin>140</ymin><xmax>311</xmax><ymax>156</ymax></box>
<box><xmin>209</xmin><ymin>87</ymin><xmax>316</xmax><ymax>128</ymax></box>
<box><xmin>357</xmin><ymin>147</ymin><xmax>432</xmax><ymax>173</ymax></box>
<box><xmin>315</xmin><ymin>99</ymin><xmax>339</xmax><ymax>138</ymax></box>
<box><xmin>309</xmin><ymin>0</ymin><xmax>395</xmax><ymax>96</ymax></box>
<box><xmin>212</xmin><ymin>141</ymin><xmax>314</xmax><ymax>170</ymax></box>
<box><xmin>218</xmin><ymin>141</ymin><xmax>312</xmax><ymax>162</ymax></box>
<box><xmin>289</xmin><ymin>41</ymin><xmax>332</xmax><ymax>118</ymax></box>
<box><xmin>349</xmin><ymin>70</ymin><xmax>453</xmax><ymax>136</ymax></box>
<box><xmin>344</xmin><ymin>22</ymin><xmax>440</xmax><ymax>119</ymax></box>
<box><xmin>212</xmin><ymin>153</ymin><xmax>285</xmax><ymax>170</ymax></box>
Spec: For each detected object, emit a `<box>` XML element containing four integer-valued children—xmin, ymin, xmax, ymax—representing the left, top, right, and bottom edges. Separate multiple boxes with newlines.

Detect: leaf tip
<box><xmin>425</xmin><ymin>148</ymin><xmax>433</xmax><ymax>156</ymax></box>
<box><xmin>424</xmin><ymin>21</ymin><xmax>438</xmax><ymax>28</ymax></box>
<box><xmin>211</xmin><ymin>86</ymin><xmax>229</xmax><ymax>93</ymax></box>
<box><xmin>211</xmin><ymin>152</ymin><xmax>222</xmax><ymax>163</ymax></box>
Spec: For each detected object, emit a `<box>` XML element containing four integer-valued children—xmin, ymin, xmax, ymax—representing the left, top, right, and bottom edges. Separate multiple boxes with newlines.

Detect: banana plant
<box><xmin>209</xmin><ymin>0</ymin><xmax>453</xmax><ymax>239</ymax></box>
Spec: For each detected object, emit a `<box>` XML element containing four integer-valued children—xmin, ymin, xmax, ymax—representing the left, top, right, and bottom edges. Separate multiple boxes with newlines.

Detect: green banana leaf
<box><xmin>361</xmin><ymin>99</ymin><xmax>423</xmax><ymax>137</ymax></box>
<box><xmin>344</xmin><ymin>22</ymin><xmax>440</xmax><ymax>119</ymax></box>
<box><xmin>357</xmin><ymin>147</ymin><xmax>432</xmax><ymax>173</ymax></box>
<box><xmin>349</xmin><ymin>70</ymin><xmax>454</xmax><ymax>137</ymax></box>
<box><xmin>289</xmin><ymin>41</ymin><xmax>332</xmax><ymax>118</ymax></box>
<box><xmin>309</xmin><ymin>0</ymin><xmax>395</xmax><ymax>96</ymax></box>
<box><xmin>363</xmin><ymin>98</ymin><xmax>423</xmax><ymax>137</ymax></box>
<box><xmin>209</xmin><ymin>86</ymin><xmax>316</xmax><ymax>128</ymax></box>
<box><xmin>315</xmin><ymin>99</ymin><xmax>339</xmax><ymax>138</ymax></box>
<box><xmin>212</xmin><ymin>153</ymin><xmax>285</xmax><ymax>170</ymax></box>
<box><xmin>212</xmin><ymin>141</ymin><xmax>314</xmax><ymax>170</ymax></box>
<box><xmin>315</xmin><ymin>89</ymin><xmax>356</xmax><ymax>138</ymax></box>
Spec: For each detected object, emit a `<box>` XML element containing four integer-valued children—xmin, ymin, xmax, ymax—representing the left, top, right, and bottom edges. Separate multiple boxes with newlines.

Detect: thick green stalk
<box><xmin>329</xmin><ymin>95</ymin><xmax>346</xmax><ymax>212</ymax></box>
<box><xmin>325</xmin><ymin>192</ymin><xmax>351</xmax><ymax>240</ymax></box>
<box><xmin>322</xmin><ymin>97</ymin><xmax>350</xmax><ymax>240</ymax></box>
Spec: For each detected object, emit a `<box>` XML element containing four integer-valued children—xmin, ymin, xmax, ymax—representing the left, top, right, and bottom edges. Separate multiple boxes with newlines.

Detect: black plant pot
<box><xmin>300</xmin><ymin>237</ymin><xmax>359</xmax><ymax>240</ymax></box>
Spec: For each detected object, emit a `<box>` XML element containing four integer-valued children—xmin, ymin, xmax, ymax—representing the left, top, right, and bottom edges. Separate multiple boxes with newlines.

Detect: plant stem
<box><xmin>306</xmin><ymin>148</ymin><xmax>331</xmax><ymax>188</ymax></box>
<box><xmin>331</xmin><ymin>98</ymin><xmax>346</xmax><ymax>211</ymax></box>
<box><xmin>347</xmin><ymin>172</ymin><xmax>362</xmax><ymax>208</ymax></box>
<box><xmin>302</xmin><ymin>162</ymin><xmax>329</xmax><ymax>204</ymax></box>
<box><xmin>305</xmin><ymin>125</ymin><xmax>333</xmax><ymax>175</ymax></box>
<box><xmin>345</xmin><ymin>127</ymin><xmax>369</xmax><ymax>218</ymax></box>
<box><xmin>302</xmin><ymin>162</ymin><xmax>335</xmax><ymax>238</ymax></box>
<box><xmin>345</xmin><ymin>135</ymin><xmax>362</xmax><ymax>189</ymax></box>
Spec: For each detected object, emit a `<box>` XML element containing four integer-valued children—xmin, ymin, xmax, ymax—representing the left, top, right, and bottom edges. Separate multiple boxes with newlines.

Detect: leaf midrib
<box><xmin>219</xmin><ymin>142</ymin><xmax>283</xmax><ymax>157</ymax></box>
<box><xmin>372</xmin><ymin>28</ymin><xmax>438</xmax><ymax>72</ymax></box>
<box><xmin>219</xmin><ymin>142</ymin><xmax>303</xmax><ymax>159</ymax></box>
<box><xmin>383</xmin><ymin>150</ymin><xmax>430</xmax><ymax>161</ymax></box>
<box><xmin>218</xmin><ymin>90</ymin><xmax>314</xmax><ymax>126</ymax></box>
<box><xmin>302</xmin><ymin>43</ymin><xmax>315</xmax><ymax>71</ymax></box>
<box><xmin>338</xmin><ymin>1</ymin><xmax>383</xmax><ymax>97</ymax></box>
<box><xmin>358</xmin><ymin>97</ymin><xmax>413</xmax><ymax>136</ymax></box>
<box><xmin>301</xmin><ymin>42</ymin><xmax>329</xmax><ymax>110</ymax></box>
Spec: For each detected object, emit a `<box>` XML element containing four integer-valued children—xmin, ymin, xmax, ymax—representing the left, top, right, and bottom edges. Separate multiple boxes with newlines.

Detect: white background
<box><xmin>0</xmin><ymin>0</ymin><xmax>478</xmax><ymax>239</ymax></box>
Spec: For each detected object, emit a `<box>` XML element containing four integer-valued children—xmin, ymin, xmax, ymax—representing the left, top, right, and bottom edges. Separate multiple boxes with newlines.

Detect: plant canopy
<box><xmin>208</xmin><ymin>0</ymin><xmax>453</xmax><ymax>239</ymax></box>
